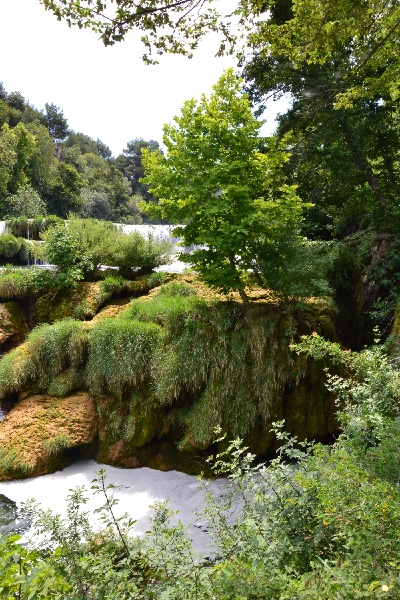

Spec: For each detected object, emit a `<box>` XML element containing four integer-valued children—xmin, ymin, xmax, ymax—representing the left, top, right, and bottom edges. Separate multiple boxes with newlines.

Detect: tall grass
<box><xmin>87</xmin><ymin>319</ymin><xmax>162</xmax><ymax>399</ymax></box>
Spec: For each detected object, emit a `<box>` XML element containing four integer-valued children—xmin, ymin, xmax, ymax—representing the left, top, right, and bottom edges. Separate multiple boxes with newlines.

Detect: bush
<box><xmin>0</xmin><ymin>234</ymin><xmax>19</xmax><ymax>258</ymax></box>
<box><xmin>104</xmin><ymin>230</ymin><xmax>173</xmax><ymax>274</ymax></box>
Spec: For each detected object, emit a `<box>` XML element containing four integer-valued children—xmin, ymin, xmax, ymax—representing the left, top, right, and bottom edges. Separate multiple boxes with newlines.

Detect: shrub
<box><xmin>0</xmin><ymin>234</ymin><xmax>20</xmax><ymax>258</ymax></box>
<box><xmin>104</xmin><ymin>230</ymin><xmax>172</xmax><ymax>273</ymax></box>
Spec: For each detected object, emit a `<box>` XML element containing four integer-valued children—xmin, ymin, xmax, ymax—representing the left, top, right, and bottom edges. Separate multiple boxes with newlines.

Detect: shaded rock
<box><xmin>33</xmin><ymin>282</ymin><xmax>104</xmax><ymax>324</ymax></box>
<box><xmin>0</xmin><ymin>301</ymin><xmax>28</xmax><ymax>352</ymax></box>
<box><xmin>0</xmin><ymin>393</ymin><xmax>97</xmax><ymax>480</ymax></box>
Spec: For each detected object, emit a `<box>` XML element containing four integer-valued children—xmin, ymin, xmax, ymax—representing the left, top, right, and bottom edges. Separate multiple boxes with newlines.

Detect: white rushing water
<box><xmin>0</xmin><ymin>460</ymin><xmax>230</xmax><ymax>555</ymax></box>
<box><xmin>0</xmin><ymin>221</ymin><xmax>191</xmax><ymax>274</ymax></box>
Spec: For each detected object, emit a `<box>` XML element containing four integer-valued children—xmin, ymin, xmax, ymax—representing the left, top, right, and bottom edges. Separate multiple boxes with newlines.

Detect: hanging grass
<box><xmin>124</xmin><ymin>294</ymin><xmax>207</xmax><ymax>338</ymax></box>
<box><xmin>0</xmin><ymin>282</ymin><xmax>336</xmax><ymax>453</ymax></box>
<box><xmin>86</xmin><ymin>319</ymin><xmax>162</xmax><ymax>400</ymax></box>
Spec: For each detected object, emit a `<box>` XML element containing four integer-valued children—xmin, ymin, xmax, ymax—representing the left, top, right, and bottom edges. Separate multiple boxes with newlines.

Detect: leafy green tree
<box><xmin>80</xmin><ymin>188</ymin><xmax>112</xmax><ymax>220</ymax></box>
<box><xmin>62</xmin><ymin>130</ymin><xmax>112</xmax><ymax>159</ymax></box>
<box><xmin>115</xmin><ymin>137</ymin><xmax>161</xmax><ymax>199</ymax></box>
<box><xmin>47</xmin><ymin>161</ymin><xmax>84</xmax><ymax>217</ymax></box>
<box><xmin>5</xmin><ymin>184</ymin><xmax>47</xmax><ymax>218</ymax></box>
<box><xmin>81</xmin><ymin>152</ymin><xmax>133</xmax><ymax>221</ymax></box>
<box><xmin>142</xmin><ymin>70</ymin><xmax>310</xmax><ymax>302</ymax></box>
<box><xmin>25</xmin><ymin>122</ymin><xmax>58</xmax><ymax>198</ymax></box>
<box><xmin>0</xmin><ymin>122</ymin><xmax>37</xmax><ymax>210</ymax></box>
<box><xmin>43</xmin><ymin>102</ymin><xmax>69</xmax><ymax>142</ymax></box>
<box><xmin>243</xmin><ymin>51</ymin><xmax>400</xmax><ymax>236</ymax></box>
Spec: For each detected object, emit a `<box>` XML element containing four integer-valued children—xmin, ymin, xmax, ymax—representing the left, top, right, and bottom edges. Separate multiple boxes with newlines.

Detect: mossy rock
<box><xmin>33</xmin><ymin>282</ymin><xmax>103</xmax><ymax>324</ymax></box>
<box><xmin>0</xmin><ymin>301</ymin><xmax>28</xmax><ymax>352</ymax></box>
<box><xmin>0</xmin><ymin>393</ymin><xmax>97</xmax><ymax>480</ymax></box>
<box><xmin>96</xmin><ymin>394</ymin><xmax>165</xmax><ymax>465</ymax></box>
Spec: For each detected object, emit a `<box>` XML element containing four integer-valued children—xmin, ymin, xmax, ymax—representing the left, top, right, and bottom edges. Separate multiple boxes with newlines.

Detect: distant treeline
<box><xmin>0</xmin><ymin>82</ymin><xmax>161</xmax><ymax>223</ymax></box>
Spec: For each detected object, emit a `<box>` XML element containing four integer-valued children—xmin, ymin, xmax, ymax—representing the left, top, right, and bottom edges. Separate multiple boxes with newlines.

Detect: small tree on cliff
<box><xmin>142</xmin><ymin>69</ymin><xmax>309</xmax><ymax>302</ymax></box>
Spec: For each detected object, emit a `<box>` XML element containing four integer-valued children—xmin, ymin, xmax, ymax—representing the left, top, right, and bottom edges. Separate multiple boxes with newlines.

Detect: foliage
<box><xmin>39</xmin><ymin>216</ymin><xmax>173</xmax><ymax>277</ymax></box>
<box><xmin>143</xmin><ymin>70</ymin><xmax>315</xmax><ymax>301</ymax></box>
<box><xmin>0</xmin><ymin>234</ymin><xmax>28</xmax><ymax>263</ymax></box>
<box><xmin>115</xmin><ymin>137</ymin><xmax>162</xmax><ymax>204</ymax></box>
<box><xmin>40</xmin><ymin>0</ymin><xmax>400</xmax><ymax>109</ymax></box>
<box><xmin>4</xmin><ymin>184</ymin><xmax>47</xmax><ymax>218</ymax></box>
<box><xmin>104</xmin><ymin>230</ymin><xmax>172</xmax><ymax>275</ymax></box>
<box><xmin>65</xmin><ymin>215</ymin><xmax>118</xmax><ymax>269</ymax></box>
<box><xmin>5</xmin><ymin>214</ymin><xmax>63</xmax><ymax>240</ymax></box>
<box><xmin>2</xmin><ymin>334</ymin><xmax>400</xmax><ymax>597</ymax></box>
<box><xmin>43</xmin><ymin>102</ymin><xmax>69</xmax><ymax>142</ymax></box>
<box><xmin>41</xmin><ymin>0</ymin><xmax>228</xmax><ymax>62</ymax></box>
<box><xmin>40</xmin><ymin>222</ymin><xmax>93</xmax><ymax>283</ymax></box>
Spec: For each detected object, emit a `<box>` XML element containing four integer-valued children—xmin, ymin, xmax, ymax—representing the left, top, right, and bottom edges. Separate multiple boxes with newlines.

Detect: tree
<box><xmin>115</xmin><ymin>137</ymin><xmax>161</xmax><ymax>200</ymax></box>
<box><xmin>41</xmin><ymin>0</ymin><xmax>400</xmax><ymax>101</ymax></box>
<box><xmin>142</xmin><ymin>69</ymin><xmax>309</xmax><ymax>302</ymax></box>
<box><xmin>243</xmin><ymin>49</ymin><xmax>400</xmax><ymax>237</ymax></box>
<box><xmin>5</xmin><ymin>185</ymin><xmax>47</xmax><ymax>218</ymax></box>
<box><xmin>0</xmin><ymin>122</ymin><xmax>37</xmax><ymax>205</ymax></box>
<box><xmin>41</xmin><ymin>0</ymin><xmax>230</xmax><ymax>62</ymax></box>
<box><xmin>43</xmin><ymin>103</ymin><xmax>69</xmax><ymax>142</ymax></box>
<box><xmin>62</xmin><ymin>131</ymin><xmax>112</xmax><ymax>159</ymax></box>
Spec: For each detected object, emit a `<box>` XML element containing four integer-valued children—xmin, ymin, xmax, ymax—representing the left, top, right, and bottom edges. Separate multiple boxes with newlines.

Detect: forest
<box><xmin>0</xmin><ymin>83</ymin><xmax>161</xmax><ymax>223</ymax></box>
<box><xmin>0</xmin><ymin>0</ymin><xmax>400</xmax><ymax>597</ymax></box>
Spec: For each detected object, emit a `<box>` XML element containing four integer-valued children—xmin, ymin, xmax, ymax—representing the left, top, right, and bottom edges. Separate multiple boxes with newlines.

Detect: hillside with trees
<box><xmin>0</xmin><ymin>82</ymin><xmax>161</xmax><ymax>222</ymax></box>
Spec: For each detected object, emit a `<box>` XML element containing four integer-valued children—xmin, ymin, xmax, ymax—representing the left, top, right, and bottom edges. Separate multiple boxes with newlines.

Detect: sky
<box><xmin>0</xmin><ymin>0</ymin><xmax>291</xmax><ymax>157</ymax></box>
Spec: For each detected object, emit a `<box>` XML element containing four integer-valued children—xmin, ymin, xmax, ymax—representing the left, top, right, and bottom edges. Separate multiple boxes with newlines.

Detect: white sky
<box><xmin>0</xmin><ymin>0</ymin><xmax>290</xmax><ymax>157</ymax></box>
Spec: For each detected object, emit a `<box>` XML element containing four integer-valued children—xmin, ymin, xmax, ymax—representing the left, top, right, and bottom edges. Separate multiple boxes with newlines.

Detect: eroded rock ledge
<box><xmin>0</xmin><ymin>276</ymin><xmax>341</xmax><ymax>479</ymax></box>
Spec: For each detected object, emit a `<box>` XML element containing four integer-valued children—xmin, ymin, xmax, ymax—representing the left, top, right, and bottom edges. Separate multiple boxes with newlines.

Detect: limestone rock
<box><xmin>0</xmin><ymin>301</ymin><xmax>28</xmax><ymax>351</ymax></box>
<box><xmin>0</xmin><ymin>393</ymin><xmax>97</xmax><ymax>480</ymax></box>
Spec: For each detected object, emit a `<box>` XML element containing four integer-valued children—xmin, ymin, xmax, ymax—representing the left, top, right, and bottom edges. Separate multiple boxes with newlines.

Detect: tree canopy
<box><xmin>142</xmin><ymin>70</ymin><xmax>314</xmax><ymax>301</ymax></box>
<box><xmin>40</xmin><ymin>0</ymin><xmax>400</xmax><ymax>104</ymax></box>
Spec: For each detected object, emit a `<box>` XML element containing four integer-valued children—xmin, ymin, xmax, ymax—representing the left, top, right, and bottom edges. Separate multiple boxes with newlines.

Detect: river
<box><xmin>0</xmin><ymin>460</ymin><xmax>230</xmax><ymax>554</ymax></box>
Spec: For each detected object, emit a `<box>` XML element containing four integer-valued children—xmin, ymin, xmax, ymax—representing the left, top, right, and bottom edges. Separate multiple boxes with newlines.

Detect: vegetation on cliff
<box><xmin>0</xmin><ymin>278</ymin><xmax>338</xmax><ymax>479</ymax></box>
<box><xmin>1</xmin><ymin>336</ymin><xmax>399</xmax><ymax>597</ymax></box>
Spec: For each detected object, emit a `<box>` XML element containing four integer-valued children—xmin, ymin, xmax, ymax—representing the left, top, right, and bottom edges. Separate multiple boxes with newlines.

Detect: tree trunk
<box><xmin>239</xmin><ymin>288</ymin><xmax>250</xmax><ymax>306</ymax></box>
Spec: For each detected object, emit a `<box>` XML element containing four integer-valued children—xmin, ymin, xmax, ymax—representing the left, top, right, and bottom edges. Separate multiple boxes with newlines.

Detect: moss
<box><xmin>34</xmin><ymin>282</ymin><xmax>104</xmax><ymax>324</ymax></box>
<box><xmin>0</xmin><ymin>276</ymin><xmax>340</xmax><ymax>474</ymax></box>
<box><xmin>0</xmin><ymin>301</ymin><xmax>29</xmax><ymax>351</ymax></box>
<box><xmin>0</xmin><ymin>393</ymin><xmax>97</xmax><ymax>480</ymax></box>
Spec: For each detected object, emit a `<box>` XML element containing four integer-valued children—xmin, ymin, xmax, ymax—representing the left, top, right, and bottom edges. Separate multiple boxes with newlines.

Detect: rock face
<box><xmin>0</xmin><ymin>393</ymin><xmax>97</xmax><ymax>480</ymax></box>
<box><xmin>0</xmin><ymin>277</ymin><xmax>342</xmax><ymax>478</ymax></box>
<box><xmin>0</xmin><ymin>301</ymin><xmax>28</xmax><ymax>352</ymax></box>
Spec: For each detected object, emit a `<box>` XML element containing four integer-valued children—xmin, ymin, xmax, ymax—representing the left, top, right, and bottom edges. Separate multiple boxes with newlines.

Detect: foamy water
<box><xmin>0</xmin><ymin>460</ymin><xmax>231</xmax><ymax>555</ymax></box>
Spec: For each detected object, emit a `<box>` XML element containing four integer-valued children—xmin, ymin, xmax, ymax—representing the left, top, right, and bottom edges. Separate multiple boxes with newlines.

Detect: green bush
<box><xmin>104</xmin><ymin>230</ymin><xmax>173</xmax><ymax>274</ymax></box>
<box><xmin>0</xmin><ymin>234</ymin><xmax>20</xmax><ymax>258</ymax></box>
